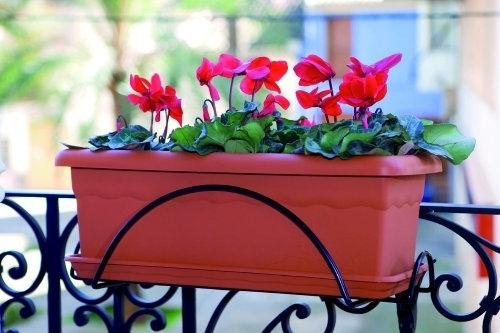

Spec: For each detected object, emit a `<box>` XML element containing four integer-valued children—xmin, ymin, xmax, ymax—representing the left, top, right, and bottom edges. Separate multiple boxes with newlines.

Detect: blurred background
<box><xmin>0</xmin><ymin>0</ymin><xmax>498</xmax><ymax>332</ymax></box>
<box><xmin>0</xmin><ymin>0</ymin><xmax>497</xmax><ymax>197</ymax></box>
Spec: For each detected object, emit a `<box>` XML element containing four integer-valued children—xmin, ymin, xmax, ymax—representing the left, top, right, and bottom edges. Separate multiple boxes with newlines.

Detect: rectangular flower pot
<box><xmin>56</xmin><ymin>150</ymin><xmax>441</xmax><ymax>299</ymax></box>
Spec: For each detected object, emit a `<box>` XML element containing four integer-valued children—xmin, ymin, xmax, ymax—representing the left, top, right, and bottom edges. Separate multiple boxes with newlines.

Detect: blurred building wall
<box><xmin>303</xmin><ymin>0</ymin><xmax>452</xmax><ymax>120</ymax></box>
<box><xmin>457</xmin><ymin>1</ymin><xmax>499</xmax><ymax>332</ymax></box>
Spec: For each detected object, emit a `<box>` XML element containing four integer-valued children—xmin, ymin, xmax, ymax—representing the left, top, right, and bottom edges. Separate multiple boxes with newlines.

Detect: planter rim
<box><xmin>55</xmin><ymin>149</ymin><xmax>442</xmax><ymax>176</ymax></box>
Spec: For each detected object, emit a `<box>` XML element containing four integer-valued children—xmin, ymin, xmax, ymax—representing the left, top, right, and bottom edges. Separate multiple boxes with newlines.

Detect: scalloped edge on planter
<box><xmin>56</xmin><ymin>149</ymin><xmax>442</xmax><ymax>299</ymax></box>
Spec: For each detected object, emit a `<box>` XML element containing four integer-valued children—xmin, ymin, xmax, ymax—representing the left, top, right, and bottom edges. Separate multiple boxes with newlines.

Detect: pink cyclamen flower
<box><xmin>217</xmin><ymin>54</ymin><xmax>247</xmax><ymax>78</ymax></box>
<box><xmin>196</xmin><ymin>58</ymin><xmax>223</xmax><ymax>101</ymax></box>
<box><xmin>347</xmin><ymin>53</ymin><xmax>402</xmax><ymax>77</ymax></box>
<box><xmin>240</xmin><ymin>57</ymin><xmax>288</xmax><ymax>95</ymax></box>
<box><xmin>256</xmin><ymin>94</ymin><xmax>290</xmax><ymax>118</ymax></box>
<box><xmin>127</xmin><ymin>73</ymin><xmax>164</xmax><ymax>113</ymax></box>
<box><xmin>297</xmin><ymin>116</ymin><xmax>316</xmax><ymax>127</ymax></box>
<box><xmin>293</xmin><ymin>54</ymin><xmax>336</xmax><ymax>86</ymax></box>
<box><xmin>202</xmin><ymin>104</ymin><xmax>211</xmax><ymax>122</ymax></box>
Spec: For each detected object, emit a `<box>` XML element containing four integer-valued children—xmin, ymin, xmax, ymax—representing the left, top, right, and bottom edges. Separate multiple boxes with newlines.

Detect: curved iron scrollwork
<box><xmin>0</xmin><ymin>199</ymin><xmax>47</xmax><ymax>298</ymax></box>
<box><xmin>419</xmin><ymin>205</ymin><xmax>500</xmax><ymax>331</ymax></box>
<box><xmin>0</xmin><ymin>190</ymin><xmax>498</xmax><ymax>332</ymax></box>
<box><xmin>0</xmin><ymin>192</ymin><xmax>182</xmax><ymax>333</ymax></box>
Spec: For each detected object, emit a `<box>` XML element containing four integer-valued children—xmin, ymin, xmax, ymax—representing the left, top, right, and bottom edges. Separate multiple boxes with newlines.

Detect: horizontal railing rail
<box><xmin>0</xmin><ymin>190</ymin><xmax>498</xmax><ymax>333</ymax></box>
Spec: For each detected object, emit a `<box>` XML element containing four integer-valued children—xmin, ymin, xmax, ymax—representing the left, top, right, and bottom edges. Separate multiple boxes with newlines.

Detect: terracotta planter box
<box><xmin>56</xmin><ymin>150</ymin><xmax>441</xmax><ymax>299</ymax></box>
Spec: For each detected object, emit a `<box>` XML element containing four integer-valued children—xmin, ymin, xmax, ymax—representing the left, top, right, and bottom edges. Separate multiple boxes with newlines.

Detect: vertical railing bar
<box><xmin>113</xmin><ymin>286</ymin><xmax>125</xmax><ymax>333</ymax></box>
<box><xmin>46</xmin><ymin>197</ymin><xmax>62</xmax><ymax>333</ymax></box>
<box><xmin>182</xmin><ymin>287</ymin><xmax>196</xmax><ymax>333</ymax></box>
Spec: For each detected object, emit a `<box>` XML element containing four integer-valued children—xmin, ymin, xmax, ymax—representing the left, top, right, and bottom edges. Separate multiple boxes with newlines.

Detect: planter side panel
<box><xmin>71</xmin><ymin>168</ymin><xmax>425</xmax><ymax>279</ymax></box>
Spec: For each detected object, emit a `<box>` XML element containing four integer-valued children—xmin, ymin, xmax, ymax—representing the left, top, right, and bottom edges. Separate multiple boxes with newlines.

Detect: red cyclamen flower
<box><xmin>240</xmin><ymin>57</ymin><xmax>288</xmax><ymax>95</ymax></box>
<box><xmin>293</xmin><ymin>54</ymin><xmax>335</xmax><ymax>86</ymax></box>
<box><xmin>217</xmin><ymin>54</ymin><xmax>247</xmax><ymax>78</ymax></box>
<box><xmin>339</xmin><ymin>72</ymin><xmax>388</xmax><ymax>108</ymax></box>
<box><xmin>339</xmin><ymin>53</ymin><xmax>401</xmax><ymax>124</ymax></box>
<box><xmin>296</xmin><ymin>88</ymin><xmax>342</xmax><ymax>117</ymax></box>
<box><xmin>127</xmin><ymin>73</ymin><xmax>164</xmax><ymax>113</ymax></box>
<box><xmin>196</xmin><ymin>58</ymin><xmax>222</xmax><ymax>101</ymax></box>
<box><xmin>160</xmin><ymin>85</ymin><xmax>183</xmax><ymax>126</ymax></box>
<box><xmin>127</xmin><ymin>73</ymin><xmax>183</xmax><ymax>126</ymax></box>
<box><xmin>255</xmin><ymin>94</ymin><xmax>290</xmax><ymax>118</ymax></box>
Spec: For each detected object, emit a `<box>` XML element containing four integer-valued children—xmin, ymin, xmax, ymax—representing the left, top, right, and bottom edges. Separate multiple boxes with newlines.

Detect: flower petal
<box><xmin>218</xmin><ymin>53</ymin><xmax>243</xmax><ymax>78</ymax></box>
<box><xmin>296</xmin><ymin>90</ymin><xmax>317</xmax><ymax>109</ymax></box>
<box><xmin>247</xmin><ymin>56</ymin><xmax>271</xmax><ymax>70</ymax></box>
<box><xmin>127</xmin><ymin>94</ymin><xmax>143</xmax><ymax>104</ymax></box>
<box><xmin>207</xmin><ymin>82</ymin><xmax>220</xmax><ymax>101</ymax></box>
<box><xmin>373</xmin><ymin>53</ymin><xmax>402</xmax><ymax>73</ymax></box>
<box><xmin>321</xmin><ymin>96</ymin><xmax>343</xmax><ymax>116</ymax></box>
<box><xmin>240</xmin><ymin>77</ymin><xmax>263</xmax><ymax>95</ymax></box>
<box><xmin>202</xmin><ymin>104</ymin><xmax>211</xmax><ymax>122</ymax></box>
<box><xmin>129</xmin><ymin>74</ymin><xmax>149</xmax><ymax>93</ymax></box>
<box><xmin>274</xmin><ymin>95</ymin><xmax>290</xmax><ymax>110</ymax></box>
<box><xmin>264</xmin><ymin>79</ymin><xmax>281</xmax><ymax>93</ymax></box>
<box><xmin>246</xmin><ymin>66</ymin><xmax>270</xmax><ymax>80</ymax></box>
<box><xmin>304</xmin><ymin>54</ymin><xmax>335</xmax><ymax>77</ymax></box>
<box><xmin>150</xmin><ymin>73</ymin><xmax>163</xmax><ymax>95</ymax></box>
<box><xmin>169</xmin><ymin>99</ymin><xmax>183</xmax><ymax>126</ymax></box>
<box><xmin>268</xmin><ymin>60</ymin><xmax>288</xmax><ymax>81</ymax></box>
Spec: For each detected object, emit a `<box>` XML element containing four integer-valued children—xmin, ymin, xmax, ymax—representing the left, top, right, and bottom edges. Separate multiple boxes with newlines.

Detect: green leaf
<box><xmin>397</xmin><ymin>141</ymin><xmax>416</xmax><ymax>155</ymax></box>
<box><xmin>398</xmin><ymin>115</ymin><xmax>424</xmax><ymax>140</ymax></box>
<box><xmin>304</xmin><ymin>137</ymin><xmax>336</xmax><ymax>159</ymax></box>
<box><xmin>320</xmin><ymin>126</ymin><xmax>350</xmax><ymax>151</ymax></box>
<box><xmin>347</xmin><ymin>141</ymin><xmax>392</xmax><ymax>156</ymax></box>
<box><xmin>195</xmin><ymin>120</ymin><xmax>236</xmax><ymax>149</ymax></box>
<box><xmin>280</xmin><ymin>117</ymin><xmax>299</xmax><ymax>128</ymax></box>
<box><xmin>89</xmin><ymin>133</ymin><xmax>112</xmax><ymax>149</ymax></box>
<box><xmin>243</xmin><ymin>101</ymin><xmax>259</xmax><ymax>113</ymax></box>
<box><xmin>170</xmin><ymin>125</ymin><xmax>202</xmax><ymax>152</ymax></box>
<box><xmin>61</xmin><ymin>142</ymin><xmax>86</xmax><ymax>149</ymax></box>
<box><xmin>415</xmin><ymin>140</ymin><xmax>452</xmax><ymax>160</ymax></box>
<box><xmin>221</xmin><ymin>111</ymin><xmax>247</xmax><ymax>126</ymax></box>
<box><xmin>250</xmin><ymin>115</ymin><xmax>275</xmax><ymax>131</ymax></box>
<box><xmin>239</xmin><ymin>122</ymin><xmax>265</xmax><ymax>152</ymax></box>
<box><xmin>99</xmin><ymin>125</ymin><xmax>155</xmax><ymax>150</ymax></box>
<box><xmin>196</xmin><ymin>145</ymin><xmax>223</xmax><ymax>155</ymax></box>
<box><xmin>421</xmin><ymin>123</ymin><xmax>475</xmax><ymax>164</ymax></box>
<box><xmin>224</xmin><ymin>139</ymin><xmax>254</xmax><ymax>153</ymax></box>
<box><xmin>262</xmin><ymin>136</ymin><xmax>284</xmax><ymax>153</ymax></box>
<box><xmin>339</xmin><ymin>123</ymin><xmax>381</xmax><ymax>154</ymax></box>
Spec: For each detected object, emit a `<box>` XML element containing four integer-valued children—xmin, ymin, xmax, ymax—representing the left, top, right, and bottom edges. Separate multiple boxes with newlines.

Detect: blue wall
<box><xmin>351</xmin><ymin>11</ymin><xmax>443</xmax><ymax>119</ymax></box>
<box><xmin>302</xmin><ymin>11</ymin><xmax>444</xmax><ymax>119</ymax></box>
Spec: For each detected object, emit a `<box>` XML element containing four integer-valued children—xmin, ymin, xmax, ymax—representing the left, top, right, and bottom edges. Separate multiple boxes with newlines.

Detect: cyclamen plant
<box><xmin>85</xmin><ymin>52</ymin><xmax>475</xmax><ymax>165</ymax></box>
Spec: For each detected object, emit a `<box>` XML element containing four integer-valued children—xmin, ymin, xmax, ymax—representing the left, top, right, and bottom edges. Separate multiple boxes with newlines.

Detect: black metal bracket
<box><xmin>88</xmin><ymin>184</ymin><xmax>438</xmax><ymax>332</ymax></box>
<box><xmin>0</xmin><ymin>188</ymin><xmax>499</xmax><ymax>333</ymax></box>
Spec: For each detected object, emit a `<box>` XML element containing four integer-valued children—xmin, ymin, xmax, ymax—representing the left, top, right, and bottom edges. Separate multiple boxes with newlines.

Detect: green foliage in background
<box><xmin>0</xmin><ymin>1</ymin><xmax>69</xmax><ymax>107</ymax></box>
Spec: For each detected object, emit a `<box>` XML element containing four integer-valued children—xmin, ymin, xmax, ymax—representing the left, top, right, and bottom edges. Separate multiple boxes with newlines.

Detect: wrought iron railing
<box><xmin>0</xmin><ymin>190</ymin><xmax>498</xmax><ymax>333</ymax></box>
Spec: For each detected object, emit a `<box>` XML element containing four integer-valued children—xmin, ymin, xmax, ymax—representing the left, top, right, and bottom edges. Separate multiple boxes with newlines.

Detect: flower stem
<box><xmin>228</xmin><ymin>74</ymin><xmax>235</xmax><ymax>111</ymax></box>
<box><xmin>204</xmin><ymin>99</ymin><xmax>218</xmax><ymax>118</ymax></box>
<box><xmin>251</xmin><ymin>81</ymin><xmax>258</xmax><ymax>102</ymax></box>
<box><xmin>324</xmin><ymin>113</ymin><xmax>330</xmax><ymax>124</ymax></box>
<box><xmin>328</xmin><ymin>78</ymin><xmax>337</xmax><ymax>123</ymax></box>
<box><xmin>161</xmin><ymin>110</ymin><xmax>170</xmax><ymax>142</ymax></box>
<box><xmin>149</xmin><ymin>112</ymin><xmax>154</xmax><ymax>134</ymax></box>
